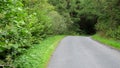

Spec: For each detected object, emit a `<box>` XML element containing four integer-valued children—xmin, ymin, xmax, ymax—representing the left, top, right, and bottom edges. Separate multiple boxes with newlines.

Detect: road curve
<box><xmin>47</xmin><ymin>36</ymin><xmax>120</xmax><ymax>68</ymax></box>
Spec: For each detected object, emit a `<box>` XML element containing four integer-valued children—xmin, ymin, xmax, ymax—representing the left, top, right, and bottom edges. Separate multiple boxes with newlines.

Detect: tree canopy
<box><xmin>0</xmin><ymin>0</ymin><xmax>120</xmax><ymax>67</ymax></box>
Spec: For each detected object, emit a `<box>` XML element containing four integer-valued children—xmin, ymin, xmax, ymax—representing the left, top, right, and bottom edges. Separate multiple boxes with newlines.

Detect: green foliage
<box><xmin>49</xmin><ymin>0</ymin><xmax>120</xmax><ymax>37</ymax></box>
<box><xmin>48</xmin><ymin>0</ymin><xmax>79</xmax><ymax>33</ymax></box>
<box><xmin>48</xmin><ymin>0</ymin><xmax>99</xmax><ymax>34</ymax></box>
<box><xmin>13</xmin><ymin>36</ymin><xmax>64</xmax><ymax>68</ymax></box>
<box><xmin>0</xmin><ymin>0</ymin><xmax>29</xmax><ymax>58</ymax></box>
<box><xmin>48</xmin><ymin>11</ymin><xmax>68</xmax><ymax>34</ymax></box>
<box><xmin>0</xmin><ymin>0</ymin><xmax>66</xmax><ymax>66</ymax></box>
<box><xmin>92</xmin><ymin>34</ymin><xmax>120</xmax><ymax>49</ymax></box>
<box><xmin>106</xmin><ymin>26</ymin><xmax>120</xmax><ymax>40</ymax></box>
<box><xmin>1</xmin><ymin>0</ymin><xmax>120</xmax><ymax>67</ymax></box>
<box><xmin>95</xmin><ymin>0</ymin><xmax>120</xmax><ymax>39</ymax></box>
<box><xmin>0</xmin><ymin>0</ymin><xmax>72</xmax><ymax>67</ymax></box>
<box><xmin>22</xmin><ymin>0</ymin><xmax>54</xmax><ymax>43</ymax></box>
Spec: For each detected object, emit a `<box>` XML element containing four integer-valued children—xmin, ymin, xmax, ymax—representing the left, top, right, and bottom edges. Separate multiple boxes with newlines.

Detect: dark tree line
<box><xmin>48</xmin><ymin>0</ymin><xmax>120</xmax><ymax>38</ymax></box>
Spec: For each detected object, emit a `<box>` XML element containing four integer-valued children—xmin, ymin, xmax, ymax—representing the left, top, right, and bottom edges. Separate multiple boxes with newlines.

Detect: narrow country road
<box><xmin>47</xmin><ymin>36</ymin><xmax>120</xmax><ymax>68</ymax></box>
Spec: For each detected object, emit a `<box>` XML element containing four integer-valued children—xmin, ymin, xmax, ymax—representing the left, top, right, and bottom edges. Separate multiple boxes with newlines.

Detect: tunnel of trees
<box><xmin>49</xmin><ymin>0</ymin><xmax>120</xmax><ymax>38</ymax></box>
<box><xmin>48</xmin><ymin>0</ymin><xmax>100</xmax><ymax>35</ymax></box>
<box><xmin>79</xmin><ymin>15</ymin><xmax>98</xmax><ymax>35</ymax></box>
<box><xmin>0</xmin><ymin>0</ymin><xmax>120</xmax><ymax>67</ymax></box>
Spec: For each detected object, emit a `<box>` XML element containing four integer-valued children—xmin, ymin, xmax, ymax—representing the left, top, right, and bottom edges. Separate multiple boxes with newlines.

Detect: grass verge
<box><xmin>92</xmin><ymin>34</ymin><xmax>120</xmax><ymax>50</ymax></box>
<box><xmin>13</xmin><ymin>35</ymin><xmax>65</xmax><ymax>68</ymax></box>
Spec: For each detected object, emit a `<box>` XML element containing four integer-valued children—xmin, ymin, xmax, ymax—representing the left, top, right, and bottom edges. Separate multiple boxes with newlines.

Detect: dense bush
<box><xmin>48</xmin><ymin>11</ymin><xmax>68</xmax><ymax>34</ymax></box>
<box><xmin>95</xmin><ymin>0</ymin><xmax>120</xmax><ymax>39</ymax></box>
<box><xmin>13</xmin><ymin>36</ymin><xmax>64</xmax><ymax>68</ymax></box>
<box><xmin>1</xmin><ymin>0</ymin><xmax>120</xmax><ymax>67</ymax></box>
<box><xmin>0</xmin><ymin>0</ymin><xmax>68</xmax><ymax>66</ymax></box>
<box><xmin>48</xmin><ymin>0</ymin><xmax>79</xmax><ymax>33</ymax></box>
<box><xmin>49</xmin><ymin>0</ymin><xmax>120</xmax><ymax>38</ymax></box>
<box><xmin>0</xmin><ymin>1</ymin><xmax>30</xmax><ymax>64</ymax></box>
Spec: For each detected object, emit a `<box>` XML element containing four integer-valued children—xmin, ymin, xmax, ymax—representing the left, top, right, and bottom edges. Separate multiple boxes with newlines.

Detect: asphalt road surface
<box><xmin>47</xmin><ymin>36</ymin><xmax>120</xmax><ymax>68</ymax></box>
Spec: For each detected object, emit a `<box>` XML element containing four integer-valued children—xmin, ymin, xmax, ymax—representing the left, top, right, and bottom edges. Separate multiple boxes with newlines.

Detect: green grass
<box><xmin>13</xmin><ymin>35</ymin><xmax>65</xmax><ymax>68</ymax></box>
<box><xmin>92</xmin><ymin>34</ymin><xmax>120</xmax><ymax>50</ymax></box>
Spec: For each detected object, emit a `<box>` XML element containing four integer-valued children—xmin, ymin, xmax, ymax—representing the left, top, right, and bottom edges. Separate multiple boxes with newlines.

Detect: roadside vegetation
<box><xmin>0</xmin><ymin>0</ymin><xmax>120</xmax><ymax>68</ymax></box>
<box><xmin>13</xmin><ymin>36</ymin><xmax>64</xmax><ymax>68</ymax></box>
<box><xmin>92</xmin><ymin>34</ymin><xmax>120</xmax><ymax>50</ymax></box>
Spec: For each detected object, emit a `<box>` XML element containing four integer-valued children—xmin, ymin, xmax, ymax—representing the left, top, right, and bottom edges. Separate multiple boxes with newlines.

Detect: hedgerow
<box><xmin>0</xmin><ymin>0</ymin><xmax>68</xmax><ymax>66</ymax></box>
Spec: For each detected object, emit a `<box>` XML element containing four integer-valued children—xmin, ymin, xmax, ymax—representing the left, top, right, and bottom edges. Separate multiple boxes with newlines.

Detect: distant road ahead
<box><xmin>48</xmin><ymin>36</ymin><xmax>120</xmax><ymax>68</ymax></box>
